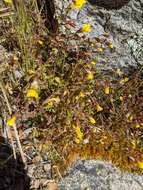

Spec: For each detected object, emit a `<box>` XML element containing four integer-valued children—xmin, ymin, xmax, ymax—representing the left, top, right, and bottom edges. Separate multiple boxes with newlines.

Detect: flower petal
<box><xmin>27</xmin><ymin>89</ymin><xmax>39</xmax><ymax>99</ymax></box>
<box><xmin>7</xmin><ymin>115</ymin><xmax>16</xmax><ymax>127</ymax></box>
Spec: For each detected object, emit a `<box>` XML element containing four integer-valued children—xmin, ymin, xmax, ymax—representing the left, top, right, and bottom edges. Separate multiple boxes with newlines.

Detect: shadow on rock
<box><xmin>0</xmin><ymin>136</ymin><xmax>30</xmax><ymax>190</ymax></box>
<box><xmin>88</xmin><ymin>0</ymin><xmax>130</xmax><ymax>9</ymax></box>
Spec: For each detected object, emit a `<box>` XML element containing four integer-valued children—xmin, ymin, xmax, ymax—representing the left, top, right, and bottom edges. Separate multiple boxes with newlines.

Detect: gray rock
<box><xmin>88</xmin><ymin>0</ymin><xmax>130</xmax><ymax>10</ymax></box>
<box><xmin>78</xmin><ymin>0</ymin><xmax>143</xmax><ymax>68</ymax></box>
<box><xmin>60</xmin><ymin>160</ymin><xmax>143</xmax><ymax>190</ymax></box>
<box><xmin>56</xmin><ymin>0</ymin><xmax>143</xmax><ymax>69</ymax></box>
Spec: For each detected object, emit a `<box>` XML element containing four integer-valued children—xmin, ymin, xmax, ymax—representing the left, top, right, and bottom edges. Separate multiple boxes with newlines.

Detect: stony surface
<box><xmin>60</xmin><ymin>160</ymin><xmax>143</xmax><ymax>190</ymax></box>
<box><xmin>88</xmin><ymin>0</ymin><xmax>130</xmax><ymax>10</ymax></box>
<box><xmin>84</xmin><ymin>0</ymin><xmax>143</xmax><ymax>68</ymax></box>
<box><xmin>57</xmin><ymin>0</ymin><xmax>143</xmax><ymax>69</ymax></box>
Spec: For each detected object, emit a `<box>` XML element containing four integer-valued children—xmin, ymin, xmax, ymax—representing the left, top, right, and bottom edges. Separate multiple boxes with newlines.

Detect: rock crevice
<box><xmin>88</xmin><ymin>0</ymin><xmax>130</xmax><ymax>9</ymax></box>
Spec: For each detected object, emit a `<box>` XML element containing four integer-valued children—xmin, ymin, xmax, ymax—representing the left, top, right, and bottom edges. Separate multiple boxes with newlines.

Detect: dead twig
<box><xmin>0</xmin><ymin>80</ymin><xmax>26</xmax><ymax>165</ymax></box>
<box><xmin>0</xmin><ymin>7</ymin><xmax>14</xmax><ymax>18</ymax></box>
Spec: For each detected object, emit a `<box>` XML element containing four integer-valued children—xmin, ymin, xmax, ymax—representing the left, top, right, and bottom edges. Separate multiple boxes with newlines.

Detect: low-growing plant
<box><xmin>0</xmin><ymin>0</ymin><xmax>143</xmax><ymax>178</ymax></box>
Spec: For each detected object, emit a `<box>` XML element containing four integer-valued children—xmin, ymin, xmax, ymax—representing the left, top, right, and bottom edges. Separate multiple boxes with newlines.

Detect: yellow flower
<box><xmin>76</xmin><ymin>126</ymin><xmax>83</xmax><ymax>140</ymax></box>
<box><xmin>45</xmin><ymin>101</ymin><xmax>54</xmax><ymax>109</ymax></box>
<box><xmin>73</xmin><ymin>124</ymin><xmax>84</xmax><ymax>144</ymax></box>
<box><xmin>4</xmin><ymin>0</ymin><xmax>13</xmax><ymax>4</ymax></box>
<box><xmin>105</xmin><ymin>85</ymin><xmax>110</xmax><ymax>95</ymax></box>
<box><xmin>7</xmin><ymin>115</ymin><xmax>16</xmax><ymax>127</ymax></box>
<box><xmin>96</xmin><ymin>48</ymin><xmax>103</xmax><ymax>52</ymax></box>
<box><xmin>134</xmin><ymin>124</ymin><xmax>141</xmax><ymax>128</ymax></box>
<box><xmin>86</xmin><ymin>72</ymin><xmax>94</xmax><ymax>80</ymax></box>
<box><xmin>124</xmin><ymin>77</ymin><xmax>129</xmax><ymax>82</ymax></box>
<box><xmin>80</xmin><ymin>24</ymin><xmax>92</xmax><ymax>33</ymax></box>
<box><xmin>119</xmin><ymin>77</ymin><xmax>129</xmax><ymax>85</ymax></box>
<box><xmin>137</xmin><ymin>161</ymin><xmax>143</xmax><ymax>169</ymax></box>
<box><xmin>27</xmin><ymin>89</ymin><xmax>39</xmax><ymax>99</ymax></box>
<box><xmin>38</xmin><ymin>40</ymin><xmax>43</xmax><ymax>45</ymax></box>
<box><xmin>91</xmin><ymin>61</ymin><xmax>97</xmax><ymax>65</ymax></box>
<box><xmin>108</xmin><ymin>42</ymin><xmax>113</xmax><ymax>49</ymax></box>
<box><xmin>72</xmin><ymin>0</ymin><xmax>86</xmax><ymax>9</ymax></box>
<box><xmin>96</xmin><ymin>104</ymin><xmax>103</xmax><ymax>112</ymax></box>
<box><xmin>89</xmin><ymin>117</ymin><xmax>96</xmax><ymax>124</ymax></box>
<box><xmin>79</xmin><ymin>91</ymin><xmax>85</xmax><ymax>98</ymax></box>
